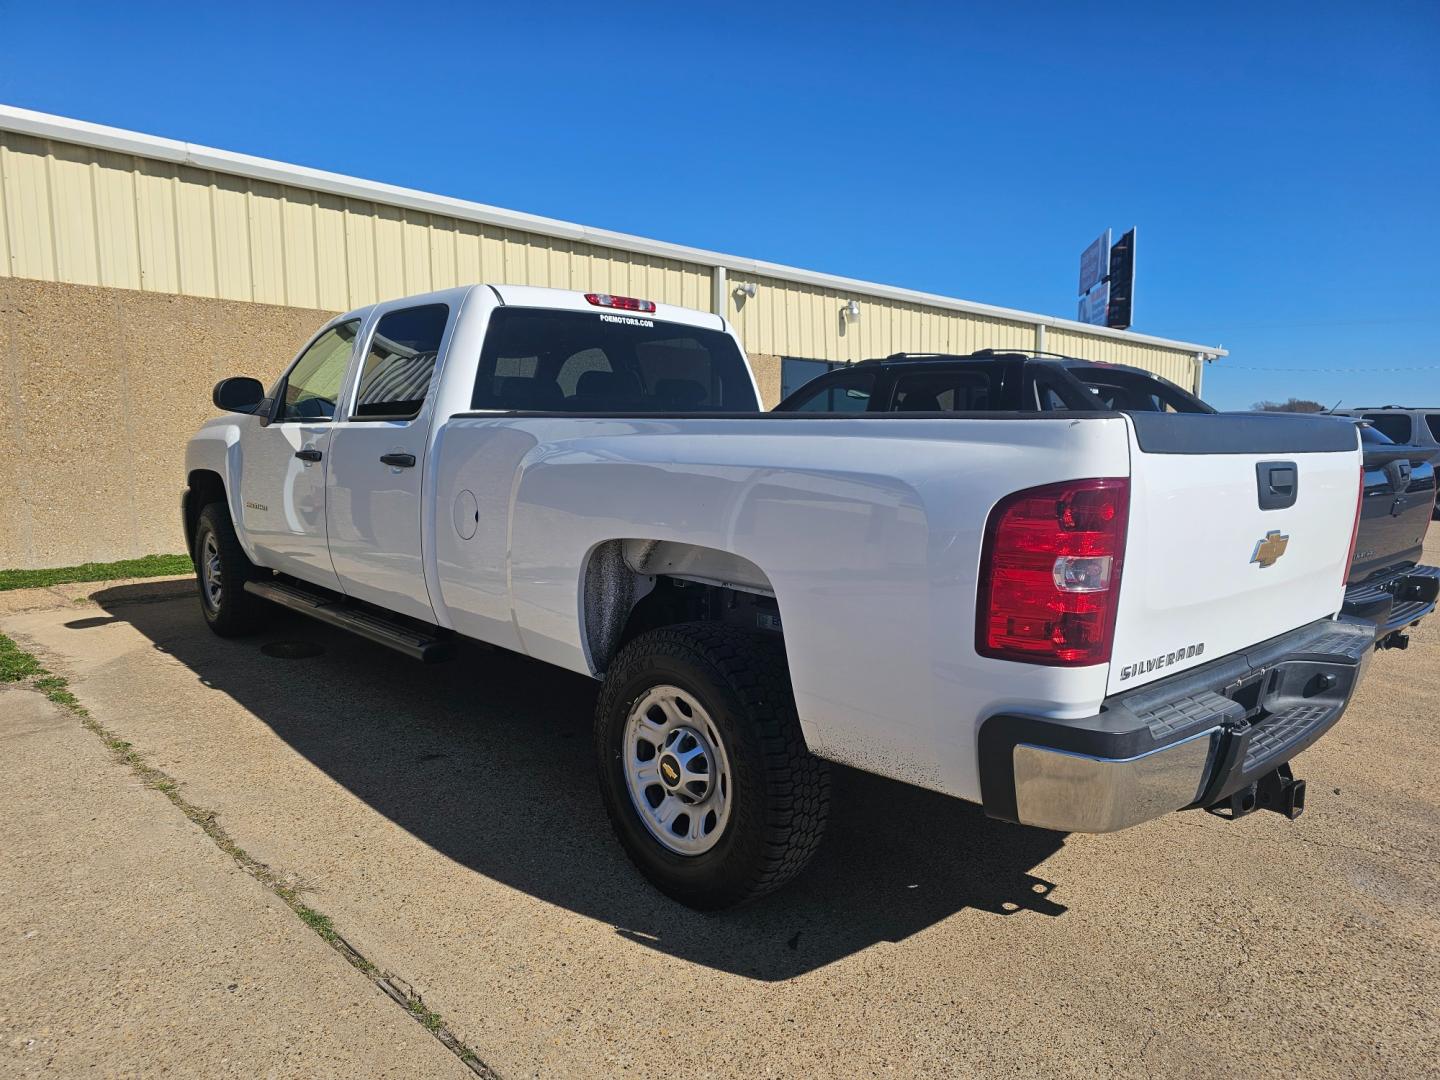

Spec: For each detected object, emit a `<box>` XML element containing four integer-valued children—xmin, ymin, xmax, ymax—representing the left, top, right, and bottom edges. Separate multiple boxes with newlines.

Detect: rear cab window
<box><xmin>471</xmin><ymin>308</ymin><xmax>756</xmax><ymax>413</ymax></box>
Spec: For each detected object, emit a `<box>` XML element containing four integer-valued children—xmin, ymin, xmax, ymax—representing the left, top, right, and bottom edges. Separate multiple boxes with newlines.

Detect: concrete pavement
<box><xmin>1</xmin><ymin>540</ymin><xmax>1437</xmax><ymax>1078</ymax></box>
<box><xmin>0</xmin><ymin>683</ymin><xmax>471</xmax><ymax>1078</ymax></box>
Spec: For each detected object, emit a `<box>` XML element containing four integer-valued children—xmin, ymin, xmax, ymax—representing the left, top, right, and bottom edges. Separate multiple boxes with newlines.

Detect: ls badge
<box><xmin>1250</xmin><ymin>530</ymin><xmax>1290</xmax><ymax>568</ymax></box>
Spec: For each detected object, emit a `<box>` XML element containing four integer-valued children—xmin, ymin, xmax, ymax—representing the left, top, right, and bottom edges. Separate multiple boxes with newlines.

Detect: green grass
<box><xmin>0</xmin><ymin>633</ymin><xmax>45</xmax><ymax>682</ymax></box>
<box><xmin>0</xmin><ymin>553</ymin><xmax>192</xmax><ymax>593</ymax></box>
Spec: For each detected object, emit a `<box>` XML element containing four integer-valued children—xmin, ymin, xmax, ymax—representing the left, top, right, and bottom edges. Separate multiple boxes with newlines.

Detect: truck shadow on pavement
<box><xmin>95</xmin><ymin>586</ymin><xmax>1068</xmax><ymax>982</ymax></box>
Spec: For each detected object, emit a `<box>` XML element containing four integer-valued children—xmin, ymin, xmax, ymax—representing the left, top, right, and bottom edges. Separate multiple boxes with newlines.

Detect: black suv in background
<box><xmin>1335</xmin><ymin>408</ymin><xmax>1440</xmax><ymax>514</ymax></box>
<box><xmin>775</xmin><ymin>352</ymin><xmax>1438</xmax><ymax>648</ymax></box>
<box><xmin>774</xmin><ymin>350</ymin><xmax>1211</xmax><ymax>415</ymax></box>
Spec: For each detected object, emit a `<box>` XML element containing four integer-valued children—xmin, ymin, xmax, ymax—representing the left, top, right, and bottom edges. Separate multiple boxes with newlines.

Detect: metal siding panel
<box><xmin>526</xmin><ymin>236</ymin><xmax>549</xmax><ymax>288</ymax></box>
<box><xmin>1</xmin><ymin>133</ymin><xmax>56</xmax><ymax>280</ymax></box>
<box><xmin>783</xmin><ymin>280</ymin><xmax>799</xmax><ymax>358</ymax></box>
<box><xmin>91</xmin><ymin>149</ymin><xmax>141</xmax><ymax>289</ymax></box>
<box><xmin>429</xmin><ymin>219</ymin><xmax>457</xmax><ymax>291</ymax></box>
<box><xmin>211</xmin><ymin>172</ymin><xmax>251</xmax><ymax>301</ymax></box>
<box><xmin>344</xmin><ymin>201</ymin><xmax>378</xmax><ymax>307</ymax></box>
<box><xmin>817</xmin><ymin>288</ymin><xmax>835</xmax><ymax>359</ymax></box>
<box><xmin>402</xmin><ymin>210</ymin><xmax>431</xmax><ymax>294</ymax></box>
<box><xmin>312</xmin><ymin>192</ymin><xmax>348</xmax><ymax>309</ymax></box>
<box><xmin>748</xmin><ymin>278</ymin><xmax>769</xmax><ymax>355</ymax></box>
<box><xmin>174</xmin><ymin>165</ymin><xmax>217</xmax><ymax>298</ymax></box>
<box><xmin>480</xmin><ymin>225</ymin><xmax>504</xmax><ymax>282</ymax></box>
<box><xmin>455</xmin><ymin>219</ymin><xmax>481</xmax><ymax>285</ymax></box>
<box><xmin>554</xmin><ymin>241</ymin><xmax>576</xmax><ymax>293</ymax></box>
<box><xmin>372</xmin><ymin>204</ymin><xmax>405</xmax><ymax>301</ymax></box>
<box><xmin>0</xmin><ymin>123</ymin><xmax>1217</xmax><ymax>379</ymax></box>
<box><xmin>564</xmin><ymin>240</ymin><xmax>588</xmax><ymax>291</ymax></box>
<box><xmin>247</xmin><ymin>181</ymin><xmax>286</xmax><ymax>305</ymax></box>
<box><xmin>134</xmin><ymin>159</ymin><xmax>180</xmax><ymax>295</ymax></box>
<box><xmin>586</xmin><ymin>248</ymin><xmax>610</xmax><ymax>294</ymax></box>
<box><xmin>0</xmin><ymin>138</ymin><xmax>9</xmax><ymax>276</ymax></box>
<box><xmin>501</xmin><ymin>229</ymin><xmax>523</xmax><ymax>286</ymax></box>
<box><xmin>282</xmin><ymin>187</ymin><xmax>318</xmax><ymax>310</ymax></box>
<box><xmin>606</xmin><ymin>252</ymin><xmax>628</xmax><ymax>295</ymax></box>
<box><xmin>47</xmin><ymin>141</ymin><xmax>99</xmax><ymax>285</ymax></box>
<box><xmin>787</xmin><ymin>283</ymin><xmax>802</xmax><ymax>358</ymax></box>
<box><xmin>635</xmin><ymin>256</ymin><xmax>655</xmax><ymax>301</ymax></box>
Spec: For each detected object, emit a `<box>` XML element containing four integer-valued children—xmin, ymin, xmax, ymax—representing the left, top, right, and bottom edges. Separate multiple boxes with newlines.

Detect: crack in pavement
<box><xmin>1</xmin><ymin>629</ymin><xmax>502</xmax><ymax>1079</ymax></box>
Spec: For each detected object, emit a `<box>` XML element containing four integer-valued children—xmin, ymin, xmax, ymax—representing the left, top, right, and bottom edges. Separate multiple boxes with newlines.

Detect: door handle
<box><xmin>294</xmin><ymin>448</ymin><xmax>322</xmax><ymax>462</ymax></box>
<box><xmin>380</xmin><ymin>453</ymin><xmax>416</xmax><ymax>468</ymax></box>
<box><xmin>1255</xmin><ymin>460</ymin><xmax>1298</xmax><ymax>510</ymax></box>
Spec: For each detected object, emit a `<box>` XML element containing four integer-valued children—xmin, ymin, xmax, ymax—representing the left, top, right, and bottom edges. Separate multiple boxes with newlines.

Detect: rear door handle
<box><xmin>380</xmin><ymin>453</ymin><xmax>416</xmax><ymax>468</ymax></box>
<box><xmin>294</xmin><ymin>448</ymin><xmax>322</xmax><ymax>462</ymax></box>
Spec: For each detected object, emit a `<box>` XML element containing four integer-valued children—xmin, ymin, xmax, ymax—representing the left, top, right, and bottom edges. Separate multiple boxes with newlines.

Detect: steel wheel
<box><xmin>622</xmin><ymin>684</ymin><xmax>733</xmax><ymax>856</ymax></box>
<box><xmin>200</xmin><ymin>531</ymin><xmax>224</xmax><ymax>612</ymax></box>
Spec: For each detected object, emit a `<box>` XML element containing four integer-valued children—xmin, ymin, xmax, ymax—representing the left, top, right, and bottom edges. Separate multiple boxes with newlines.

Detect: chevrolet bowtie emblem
<box><xmin>1250</xmin><ymin>530</ymin><xmax>1290</xmax><ymax>568</ymax></box>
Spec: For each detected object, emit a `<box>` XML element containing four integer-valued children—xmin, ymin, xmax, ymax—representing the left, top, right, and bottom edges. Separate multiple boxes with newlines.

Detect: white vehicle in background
<box><xmin>184</xmin><ymin>285</ymin><xmax>1374</xmax><ymax>908</ymax></box>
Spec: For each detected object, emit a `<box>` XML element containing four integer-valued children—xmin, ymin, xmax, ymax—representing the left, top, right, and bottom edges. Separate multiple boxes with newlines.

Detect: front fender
<box><xmin>185</xmin><ymin>417</ymin><xmax>260</xmax><ymax>564</ymax></box>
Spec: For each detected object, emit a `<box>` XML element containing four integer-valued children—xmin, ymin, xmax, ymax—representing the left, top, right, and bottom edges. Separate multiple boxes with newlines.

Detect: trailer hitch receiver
<box><xmin>1206</xmin><ymin>762</ymin><xmax>1307</xmax><ymax>821</ymax></box>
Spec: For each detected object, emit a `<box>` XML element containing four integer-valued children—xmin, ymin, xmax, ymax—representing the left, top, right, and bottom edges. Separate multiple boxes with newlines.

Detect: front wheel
<box><xmin>193</xmin><ymin>502</ymin><xmax>270</xmax><ymax>637</ymax></box>
<box><xmin>594</xmin><ymin>623</ymin><xmax>829</xmax><ymax>910</ymax></box>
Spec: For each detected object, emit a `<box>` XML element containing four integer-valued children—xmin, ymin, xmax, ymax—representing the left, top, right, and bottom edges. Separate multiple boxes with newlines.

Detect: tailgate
<box><xmin>1350</xmin><ymin>444</ymin><xmax>1436</xmax><ymax>583</ymax></box>
<box><xmin>1109</xmin><ymin>413</ymin><xmax>1361</xmax><ymax>695</ymax></box>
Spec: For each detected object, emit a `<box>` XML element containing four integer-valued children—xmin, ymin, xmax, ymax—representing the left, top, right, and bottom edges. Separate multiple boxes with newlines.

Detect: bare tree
<box><xmin>1252</xmin><ymin>398</ymin><xmax>1326</xmax><ymax>413</ymax></box>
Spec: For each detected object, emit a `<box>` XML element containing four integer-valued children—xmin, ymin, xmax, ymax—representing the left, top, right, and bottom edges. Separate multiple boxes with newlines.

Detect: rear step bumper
<box><xmin>243</xmin><ymin>578</ymin><xmax>456</xmax><ymax>663</ymax></box>
<box><xmin>1342</xmin><ymin>563</ymin><xmax>1439</xmax><ymax>638</ymax></box>
<box><xmin>977</xmin><ymin>617</ymin><xmax>1375</xmax><ymax>833</ymax></box>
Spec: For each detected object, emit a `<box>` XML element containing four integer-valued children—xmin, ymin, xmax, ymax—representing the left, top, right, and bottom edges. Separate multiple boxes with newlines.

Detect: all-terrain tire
<box><xmin>594</xmin><ymin>623</ymin><xmax>830</xmax><ymax>910</ymax></box>
<box><xmin>193</xmin><ymin>502</ymin><xmax>271</xmax><ymax>637</ymax></box>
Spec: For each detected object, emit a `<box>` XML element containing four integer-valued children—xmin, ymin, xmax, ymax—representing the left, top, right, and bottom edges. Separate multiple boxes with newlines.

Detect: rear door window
<box><xmin>1364</xmin><ymin>413</ymin><xmax>1414</xmax><ymax>443</ymax></box>
<box><xmin>889</xmin><ymin>367</ymin><xmax>1002</xmax><ymax>412</ymax></box>
<box><xmin>1066</xmin><ymin>367</ymin><xmax>1212</xmax><ymax>413</ymax></box>
<box><xmin>1425</xmin><ymin>413</ymin><xmax>1440</xmax><ymax>442</ymax></box>
<box><xmin>783</xmin><ymin>370</ymin><xmax>876</xmax><ymax>412</ymax></box>
<box><xmin>471</xmin><ymin>308</ymin><xmax>756</xmax><ymax>412</ymax></box>
<box><xmin>353</xmin><ymin>304</ymin><xmax>449</xmax><ymax>420</ymax></box>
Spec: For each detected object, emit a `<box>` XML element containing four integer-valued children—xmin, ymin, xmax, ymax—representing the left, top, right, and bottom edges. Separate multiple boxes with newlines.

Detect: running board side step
<box><xmin>243</xmin><ymin>579</ymin><xmax>456</xmax><ymax>663</ymax></box>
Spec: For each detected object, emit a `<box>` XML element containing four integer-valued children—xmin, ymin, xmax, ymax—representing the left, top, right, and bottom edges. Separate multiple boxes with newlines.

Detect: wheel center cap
<box><xmin>658</xmin><ymin>753</ymin><xmax>682</xmax><ymax>789</ymax></box>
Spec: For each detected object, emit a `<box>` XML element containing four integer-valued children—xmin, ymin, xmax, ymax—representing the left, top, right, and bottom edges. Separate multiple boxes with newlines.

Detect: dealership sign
<box><xmin>1077</xmin><ymin>227</ymin><xmax>1136</xmax><ymax>330</ymax></box>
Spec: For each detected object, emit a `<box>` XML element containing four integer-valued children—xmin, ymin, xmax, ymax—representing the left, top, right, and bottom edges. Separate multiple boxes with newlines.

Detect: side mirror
<box><xmin>213</xmin><ymin>377</ymin><xmax>266</xmax><ymax>415</ymax></box>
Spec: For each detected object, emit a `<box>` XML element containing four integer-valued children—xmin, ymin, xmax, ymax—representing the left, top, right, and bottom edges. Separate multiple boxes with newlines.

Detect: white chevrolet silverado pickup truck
<box><xmin>184</xmin><ymin>285</ymin><xmax>1375</xmax><ymax>908</ymax></box>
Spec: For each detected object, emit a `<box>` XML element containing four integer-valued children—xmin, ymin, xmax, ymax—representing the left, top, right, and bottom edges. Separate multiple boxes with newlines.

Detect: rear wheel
<box><xmin>594</xmin><ymin>623</ymin><xmax>829</xmax><ymax>910</ymax></box>
<box><xmin>194</xmin><ymin>502</ymin><xmax>270</xmax><ymax>637</ymax></box>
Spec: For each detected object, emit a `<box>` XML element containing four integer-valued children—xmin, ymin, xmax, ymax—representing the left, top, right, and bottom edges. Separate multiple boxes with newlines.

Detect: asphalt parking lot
<box><xmin>2</xmin><ymin>536</ymin><xmax>1437</xmax><ymax>1078</ymax></box>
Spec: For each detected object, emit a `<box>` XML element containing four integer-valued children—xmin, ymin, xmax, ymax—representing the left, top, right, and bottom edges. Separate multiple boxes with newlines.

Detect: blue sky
<box><xmin>2</xmin><ymin>1</ymin><xmax>1436</xmax><ymax>409</ymax></box>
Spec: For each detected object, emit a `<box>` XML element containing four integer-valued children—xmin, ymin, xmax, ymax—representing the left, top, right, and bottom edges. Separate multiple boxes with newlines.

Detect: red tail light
<box><xmin>584</xmin><ymin>292</ymin><xmax>656</xmax><ymax>313</ymax></box>
<box><xmin>1342</xmin><ymin>464</ymin><xmax>1365</xmax><ymax>586</ymax></box>
<box><xmin>977</xmin><ymin>478</ymin><xmax>1130</xmax><ymax>666</ymax></box>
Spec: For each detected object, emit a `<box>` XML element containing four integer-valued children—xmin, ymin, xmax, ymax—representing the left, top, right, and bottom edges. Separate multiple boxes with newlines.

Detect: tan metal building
<box><xmin>0</xmin><ymin>105</ymin><xmax>1225</xmax><ymax>570</ymax></box>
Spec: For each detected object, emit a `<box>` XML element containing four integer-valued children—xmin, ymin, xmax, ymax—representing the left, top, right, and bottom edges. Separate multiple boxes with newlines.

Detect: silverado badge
<box><xmin>1250</xmin><ymin>530</ymin><xmax>1290</xmax><ymax>568</ymax></box>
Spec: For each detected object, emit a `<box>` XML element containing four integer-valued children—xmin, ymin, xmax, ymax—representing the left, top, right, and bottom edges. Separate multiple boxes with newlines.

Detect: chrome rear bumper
<box><xmin>979</xmin><ymin>618</ymin><xmax>1374</xmax><ymax>833</ymax></box>
<box><xmin>1011</xmin><ymin>728</ymin><xmax>1221</xmax><ymax>833</ymax></box>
